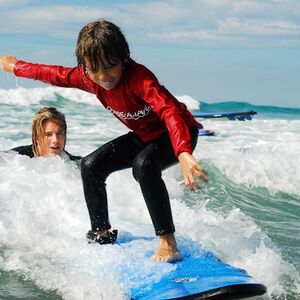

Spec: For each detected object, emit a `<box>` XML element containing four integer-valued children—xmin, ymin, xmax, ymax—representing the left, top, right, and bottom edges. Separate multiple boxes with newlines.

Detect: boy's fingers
<box><xmin>196</xmin><ymin>165</ymin><xmax>208</xmax><ymax>175</ymax></box>
<box><xmin>194</xmin><ymin>169</ymin><xmax>208</xmax><ymax>184</ymax></box>
<box><xmin>185</xmin><ymin>175</ymin><xmax>202</xmax><ymax>190</ymax></box>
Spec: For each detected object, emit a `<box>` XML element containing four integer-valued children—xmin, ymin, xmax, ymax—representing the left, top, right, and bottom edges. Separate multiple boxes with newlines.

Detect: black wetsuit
<box><xmin>81</xmin><ymin>126</ymin><xmax>198</xmax><ymax>236</ymax></box>
<box><xmin>11</xmin><ymin>145</ymin><xmax>82</xmax><ymax>161</ymax></box>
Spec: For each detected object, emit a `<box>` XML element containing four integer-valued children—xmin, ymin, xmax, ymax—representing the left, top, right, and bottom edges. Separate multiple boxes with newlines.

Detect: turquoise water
<box><xmin>199</xmin><ymin>101</ymin><xmax>300</xmax><ymax>119</ymax></box>
<box><xmin>0</xmin><ymin>87</ymin><xmax>299</xmax><ymax>299</ymax></box>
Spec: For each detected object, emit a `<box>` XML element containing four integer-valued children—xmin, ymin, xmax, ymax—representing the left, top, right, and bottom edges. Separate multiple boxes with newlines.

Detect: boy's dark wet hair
<box><xmin>76</xmin><ymin>19</ymin><xmax>130</xmax><ymax>73</ymax></box>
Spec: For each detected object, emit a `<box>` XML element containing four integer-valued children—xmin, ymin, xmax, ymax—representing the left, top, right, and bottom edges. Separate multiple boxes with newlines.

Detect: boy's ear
<box><xmin>123</xmin><ymin>58</ymin><xmax>128</xmax><ymax>68</ymax></box>
<box><xmin>35</xmin><ymin>140</ymin><xmax>42</xmax><ymax>156</ymax></box>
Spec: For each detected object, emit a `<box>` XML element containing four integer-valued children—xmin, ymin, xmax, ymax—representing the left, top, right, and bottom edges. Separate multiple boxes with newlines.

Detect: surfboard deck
<box><xmin>123</xmin><ymin>236</ymin><xmax>266</xmax><ymax>300</ymax></box>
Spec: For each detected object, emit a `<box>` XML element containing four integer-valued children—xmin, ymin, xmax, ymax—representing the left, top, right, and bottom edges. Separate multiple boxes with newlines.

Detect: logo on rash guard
<box><xmin>106</xmin><ymin>105</ymin><xmax>152</xmax><ymax>120</ymax></box>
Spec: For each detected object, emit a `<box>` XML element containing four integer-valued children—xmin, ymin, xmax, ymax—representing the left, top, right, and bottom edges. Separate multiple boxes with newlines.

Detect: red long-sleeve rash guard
<box><xmin>14</xmin><ymin>59</ymin><xmax>197</xmax><ymax>157</ymax></box>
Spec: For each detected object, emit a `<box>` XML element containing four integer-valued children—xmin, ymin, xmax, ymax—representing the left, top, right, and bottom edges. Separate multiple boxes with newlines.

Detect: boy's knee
<box><xmin>132</xmin><ymin>155</ymin><xmax>160</xmax><ymax>182</ymax></box>
<box><xmin>81</xmin><ymin>155</ymin><xmax>101</xmax><ymax>176</ymax></box>
<box><xmin>81</xmin><ymin>157</ymin><xmax>92</xmax><ymax>177</ymax></box>
<box><xmin>81</xmin><ymin>156</ymin><xmax>108</xmax><ymax>183</ymax></box>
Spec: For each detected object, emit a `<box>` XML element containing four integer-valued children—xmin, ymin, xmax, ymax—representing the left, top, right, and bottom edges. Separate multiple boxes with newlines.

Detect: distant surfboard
<box><xmin>118</xmin><ymin>235</ymin><xmax>267</xmax><ymax>299</ymax></box>
<box><xmin>193</xmin><ymin>110</ymin><xmax>257</xmax><ymax>121</ymax></box>
<box><xmin>197</xmin><ymin>129</ymin><xmax>215</xmax><ymax>136</ymax></box>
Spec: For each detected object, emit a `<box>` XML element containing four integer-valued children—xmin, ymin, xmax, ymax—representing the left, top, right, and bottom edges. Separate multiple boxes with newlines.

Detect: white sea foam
<box><xmin>0</xmin><ymin>87</ymin><xmax>200</xmax><ymax>110</ymax></box>
<box><xmin>0</xmin><ymin>153</ymin><xmax>298</xmax><ymax>299</ymax></box>
<box><xmin>0</xmin><ymin>87</ymin><xmax>100</xmax><ymax>106</ymax></box>
<box><xmin>176</xmin><ymin>95</ymin><xmax>200</xmax><ymax>110</ymax></box>
<box><xmin>0</xmin><ymin>88</ymin><xmax>299</xmax><ymax>299</ymax></box>
<box><xmin>196</xmin><ymin>118</ymin><xmax>300</xmax><ymax>195</ymax></box>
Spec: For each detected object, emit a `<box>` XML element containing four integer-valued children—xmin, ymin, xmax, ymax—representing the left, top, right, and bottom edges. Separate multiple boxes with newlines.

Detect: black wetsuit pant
<box><xmin>81</xmin><ymin>126</ymin><xmax>198</xmax><ymax>236</ymax></box>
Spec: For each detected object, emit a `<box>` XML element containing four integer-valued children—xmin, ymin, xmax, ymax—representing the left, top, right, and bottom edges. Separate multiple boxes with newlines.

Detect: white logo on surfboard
<box><xmin>172</xmin><ymin>276</ymin><xmax>200</xmax><ymax>283</ymax></box>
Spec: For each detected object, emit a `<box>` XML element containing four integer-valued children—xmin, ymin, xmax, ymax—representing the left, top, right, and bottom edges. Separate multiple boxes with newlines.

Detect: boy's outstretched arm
<box><xmin>0</xmin><ymin>56</ymin><xmax>17</xmax><ymax>73</ymax></box>
<box><xmin>178</xmin><ymin>152</ymin><xmax>208</xmax><ymax>190</ymax></box>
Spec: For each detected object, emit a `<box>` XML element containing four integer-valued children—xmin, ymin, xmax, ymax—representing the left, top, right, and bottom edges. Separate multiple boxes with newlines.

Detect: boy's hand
<box><xmin>178</xmin><ymin>152</ymin><xmax>208</xmax><ymax>190</ymax></box>
<box><xmin>0</xmin><ymin>56</ymin><xmax>17</xmax><ymax>73</ymax></box>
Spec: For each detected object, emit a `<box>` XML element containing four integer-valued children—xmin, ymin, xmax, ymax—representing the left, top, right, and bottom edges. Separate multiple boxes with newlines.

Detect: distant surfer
<box><xmin>10</xmin><ymin>107</ymin><xmax>81</xmax><ymax>161</ymax></box>
<box><xmin>0</xmin><ymin>19</ymin><xmax>208</xmax><ymax>263</ymax></box>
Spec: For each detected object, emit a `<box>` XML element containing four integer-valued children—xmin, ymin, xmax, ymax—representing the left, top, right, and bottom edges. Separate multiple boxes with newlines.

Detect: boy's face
<box><xmin>36</xmin><ymin>120</ymin><xmax>66</xmax><ymax>157</ymax></box>
<box><xmin>85</xmin><ymin>57</ymin><xmax>123</xmax><ymax>90</ymax></box>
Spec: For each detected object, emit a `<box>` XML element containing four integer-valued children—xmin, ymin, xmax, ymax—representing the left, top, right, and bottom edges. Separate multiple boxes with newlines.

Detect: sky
<box><xmin>0</xmin><ymin>0</ymin><xmax>299</xmax><ymax>108</ymax></box>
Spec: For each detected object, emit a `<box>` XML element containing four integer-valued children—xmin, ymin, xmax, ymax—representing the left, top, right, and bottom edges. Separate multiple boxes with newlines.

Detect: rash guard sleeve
<box><xmin>131</xmin><ymin>66</ymin><xmax>195</xmax><ymax>157</ymax></box>
<box><xmin>14</xmin><ymin>60</ymin><xmax>95</xmax><ymax>94</ymax></box>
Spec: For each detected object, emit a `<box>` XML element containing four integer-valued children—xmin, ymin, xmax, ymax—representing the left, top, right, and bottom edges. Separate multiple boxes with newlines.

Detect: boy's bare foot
<box><xmin>153</xmin><ymin>233</ymin><xmax>182</xmax><ymax>263</ymax></box>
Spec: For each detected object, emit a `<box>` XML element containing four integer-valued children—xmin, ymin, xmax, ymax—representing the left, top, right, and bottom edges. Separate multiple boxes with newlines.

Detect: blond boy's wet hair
<box><xmin>32</xmin><ymin>107</ymin><xmax>67</xmax><ymax>156</ymax></box>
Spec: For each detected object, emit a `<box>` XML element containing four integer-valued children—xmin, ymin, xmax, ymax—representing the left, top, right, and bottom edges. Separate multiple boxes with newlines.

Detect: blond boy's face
<box><xmin>37</xmin><ymin>120</ymin><xmax>66</xmax><ymax>157</ymax></box>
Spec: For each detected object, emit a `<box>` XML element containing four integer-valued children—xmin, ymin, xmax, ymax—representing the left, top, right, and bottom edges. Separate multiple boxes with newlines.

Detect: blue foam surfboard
<box><xmin>197</xmin><ymin>129</ymin><xmax>215</xmax><ymax>136</ymax></box>
<box><xmin>122</xmin><ymin>236</ymin><xmax>266</xmax><ymax>300</ymax></box>
<box><xmin>193</xmin><ymin>110</ymin><xmax>257</xmax><ymax>121</ymax></box>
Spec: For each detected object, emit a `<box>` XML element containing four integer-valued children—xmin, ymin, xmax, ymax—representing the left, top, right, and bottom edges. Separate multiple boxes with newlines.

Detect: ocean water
<box><xmin>0</xmin><ymin>86</ymin><xmax>299</xmax><ymax>300</ymax></box>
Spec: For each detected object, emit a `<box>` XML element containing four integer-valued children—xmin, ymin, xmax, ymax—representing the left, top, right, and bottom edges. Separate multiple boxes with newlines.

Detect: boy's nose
<box><xmin>51</xmin><ymin>134</ymin><xmax>59</xmax><ymax>143</ymax></box>
<box><xmin>97</xmin><ymin>70</ymin><xmax>110</xmax><ymax>81</ymax></box>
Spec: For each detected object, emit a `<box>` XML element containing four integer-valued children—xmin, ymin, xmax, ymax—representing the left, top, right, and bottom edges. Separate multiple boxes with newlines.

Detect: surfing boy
<box><xmin>0</xmin><ymin>19</ymin><xmax>208</xmax><ymax>262</ymax></box>
<box><xmin>11</xmin><ymin>107</ymin><xmax>81</xmax><ymax>161</ymax></box>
